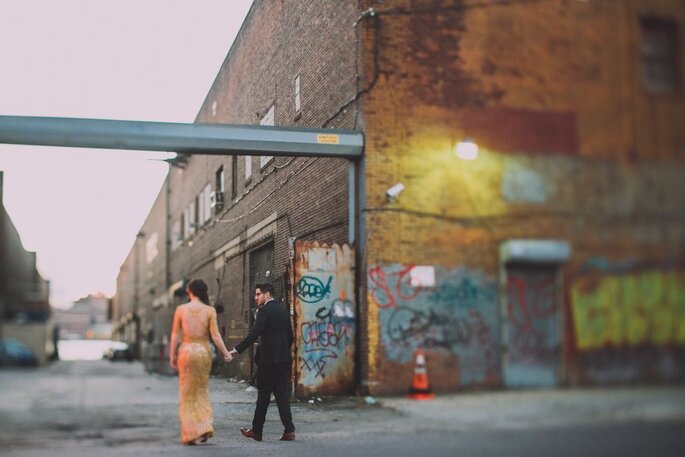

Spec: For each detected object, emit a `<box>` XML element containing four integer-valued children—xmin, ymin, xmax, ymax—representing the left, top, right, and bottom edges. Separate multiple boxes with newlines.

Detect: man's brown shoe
<box><xmin>240</xmin><ymin>428</ymin><xmax>262</xmax><ymax>442</ymax></box>
<box><xmin>280</xmin><ymin>432</ymin><xmax>295</xmax><ymax>441</ymax></box>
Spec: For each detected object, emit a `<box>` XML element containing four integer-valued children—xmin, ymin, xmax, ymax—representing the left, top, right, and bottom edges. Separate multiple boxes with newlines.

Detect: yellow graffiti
<box><xmin>572</xmin><ymin>271</ymin><xmax>685</xmax><ymax>350</ymax></box>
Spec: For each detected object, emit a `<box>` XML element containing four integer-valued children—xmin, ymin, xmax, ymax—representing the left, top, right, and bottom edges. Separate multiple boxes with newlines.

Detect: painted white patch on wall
<box><xmin>502</xmin><ymin>163</ymin><xmax>548</xmax><ymax>203</ymax></box>
<box><xmin>410</xmin><ymin>265</ymin><xmax>435</xmax><ymax>287</ymax></box>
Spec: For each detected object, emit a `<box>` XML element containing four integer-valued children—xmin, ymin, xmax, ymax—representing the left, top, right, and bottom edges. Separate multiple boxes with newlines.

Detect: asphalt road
<box><xmin>1</xmin><ymin>360</ymin><xmax>684</xmax><ymax>457</ymax></box>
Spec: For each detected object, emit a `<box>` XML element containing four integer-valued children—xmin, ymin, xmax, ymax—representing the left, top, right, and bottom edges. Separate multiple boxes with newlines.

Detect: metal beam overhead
<box><xmin>0</xmin><ymin>115</ymin><xmax>364</xmax><ymax>159</ymax></box>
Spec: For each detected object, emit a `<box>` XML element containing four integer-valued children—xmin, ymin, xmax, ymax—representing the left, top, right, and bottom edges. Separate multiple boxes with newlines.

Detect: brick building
<box><xmin>114</xmin><ymin>0</ymin><xmax>685</xmax><ymax>395</ymax></box>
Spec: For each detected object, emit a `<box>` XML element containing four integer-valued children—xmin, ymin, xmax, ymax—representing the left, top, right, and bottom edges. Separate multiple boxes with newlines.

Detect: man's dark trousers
<box><xmin>234</xmin><ymin>297</ymin><xmax>295</xmax><ymax>435</ymax></box>
<box><xmin>252</xmin><ymin>362</ymin><xmax>294</xmax><ymax>434</ymax></box>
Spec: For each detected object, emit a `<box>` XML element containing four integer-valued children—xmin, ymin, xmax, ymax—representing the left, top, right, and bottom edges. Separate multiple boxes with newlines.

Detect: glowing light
<box><xmin>455</xmin><ymin>138</ymin><xmax>478</xmax><ymax>160</ymax></box>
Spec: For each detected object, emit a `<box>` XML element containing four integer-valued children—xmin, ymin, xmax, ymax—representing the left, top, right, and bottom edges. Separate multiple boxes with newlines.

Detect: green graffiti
<box><xmin>572</xmin><ymin>271</ymin><xmax>685</xmax><ymax>350</ymax></box>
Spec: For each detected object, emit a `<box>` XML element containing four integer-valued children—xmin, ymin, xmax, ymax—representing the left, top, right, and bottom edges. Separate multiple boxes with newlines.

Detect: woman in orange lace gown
<box><xmin>169</xmin><ymin>279</ymin><xmax>232</xmax><ymax>445</ymax></box>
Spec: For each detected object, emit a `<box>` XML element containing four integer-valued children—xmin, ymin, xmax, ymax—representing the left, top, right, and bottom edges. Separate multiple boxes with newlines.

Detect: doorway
<box><xmin>248</xmin><ymin>242</ymin><xmax>275</xmax><ymax>383</ymax></box>
<box><xmin>503</xmin><ymin>263</ymin><xmax>562</xmax><ymax>387</ymax></box>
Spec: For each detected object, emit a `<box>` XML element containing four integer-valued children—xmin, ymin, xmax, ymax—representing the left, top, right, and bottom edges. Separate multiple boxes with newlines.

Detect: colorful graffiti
<box><xmin>294</xmin><ymin>242</ymin><xmax>356</xmax><ymax>393</ymax></box>
<box><xmin>572</xmin><ymin>270</ymin><xmax>685</xmax><ymax>350</ymax></box>
<box><xmin>369</xmin><ymin>264</ymin><xmax>499</xmax><ymax>385</ymax></box>
<box><xmin>506</xmin><ymin>272</ymin><xmax>558</xmax><ymax>364</ymax></box>
<box><xmin>368</xmin><ymin>264</ymin><xmax>422</xmax><ymax>309</ymax></box>
<box><xmin>300</xmin><ymin>296</ymin><xmax>355</xmax><ymax>379</ymax></box>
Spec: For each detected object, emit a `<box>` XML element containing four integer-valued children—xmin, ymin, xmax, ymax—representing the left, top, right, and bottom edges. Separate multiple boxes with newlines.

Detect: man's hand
<box><xmin>224</xmin><ymin>348</ymin><xmax>238</xmax><ymax>362</ymax></box>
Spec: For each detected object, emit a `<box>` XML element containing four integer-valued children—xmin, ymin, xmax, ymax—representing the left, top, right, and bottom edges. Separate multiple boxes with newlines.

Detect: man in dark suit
<box><xmin>228</xmin><ymin>282</ymin><xmax>295</xmax><ymax>442</ymax></box>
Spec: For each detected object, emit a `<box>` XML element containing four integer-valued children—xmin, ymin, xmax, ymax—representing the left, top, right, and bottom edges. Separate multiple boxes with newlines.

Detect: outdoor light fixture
<box><xmin>455</xmin><ymin>138</ymin><xmax>478</xmax><ymax>160</ymax></box>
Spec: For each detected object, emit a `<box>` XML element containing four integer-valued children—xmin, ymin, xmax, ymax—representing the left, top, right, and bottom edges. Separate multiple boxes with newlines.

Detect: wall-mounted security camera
<box><xmin>386</xmin><ymin>183</ymin><xmax>405</xmax><ymax>201</ymax></box>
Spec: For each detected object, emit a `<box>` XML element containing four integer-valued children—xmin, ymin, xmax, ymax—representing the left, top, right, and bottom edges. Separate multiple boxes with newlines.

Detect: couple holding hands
<box><xmin>169</xmin><ymin>279</ymin><xmax>295</xmax><ymax>445</ymax></box>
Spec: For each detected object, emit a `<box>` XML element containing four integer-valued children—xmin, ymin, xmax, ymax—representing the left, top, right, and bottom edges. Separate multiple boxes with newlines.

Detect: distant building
<box><xmin>0</xmin><ymin>170</ymin><xmax>54</xmax><ymax>364</ymax></box>
<box><xmin>53</xmin><ymin>293</ymin><xmax>111</xmax><ymax>340</ymax></box>
<box><xmin>115</xmin><ymin>0</ymin><xmax>685</xmax><ymax>395</ymax></box>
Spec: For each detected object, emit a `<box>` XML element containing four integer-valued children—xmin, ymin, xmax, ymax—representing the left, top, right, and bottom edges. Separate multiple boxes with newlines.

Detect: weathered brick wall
<box><xmin>360</xmin><ymin>0</ymin><xmax>685</xmax><ymax>394</ymax></box>
<box><xmin>118</xmin><ymin>0</ymin><xmax>685</xmax><ymax>392</ymax></box>
<box><xmin>129</xmin><ymin>0</ymin><xmax>364</xmax><ymax>381</ymax></box>
<box><xmin>135</xmin><ymin>178</ymin><xmax>169</xmax><ymax>368</ymax></box>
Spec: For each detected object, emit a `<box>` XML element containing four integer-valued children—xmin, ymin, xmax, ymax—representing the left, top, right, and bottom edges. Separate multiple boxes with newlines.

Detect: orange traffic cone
<box><xmin>408</xmin><ymin>349</ymin><xmax>435</xmax><ymax>400</ymax></box>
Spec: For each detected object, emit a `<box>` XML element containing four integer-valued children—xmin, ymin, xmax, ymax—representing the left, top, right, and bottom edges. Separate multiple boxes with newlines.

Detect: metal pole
<box><xmin>0</xmin><ymin>115</ymin><xmax>364</xmax><ymax>159</ymax></box>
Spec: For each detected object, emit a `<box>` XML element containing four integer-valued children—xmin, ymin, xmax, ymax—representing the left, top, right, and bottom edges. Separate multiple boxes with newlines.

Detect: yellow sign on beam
<box><xmin>316</xmin><ymin>134</ymin><xmax>340</xmax><ymax>145</ymax></box>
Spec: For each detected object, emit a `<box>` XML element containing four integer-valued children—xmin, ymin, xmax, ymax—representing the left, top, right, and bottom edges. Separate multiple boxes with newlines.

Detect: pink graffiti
<box><xmin>506</xmin><ymin>275</ymin><xmax>558</xmax><ymax>361</ymax></box>
<box><xmin>301</xmin><ymin>321</ymin><xmax>350</xmax><ymax>348</ymax></box>
<box><xmin>369</xmin><ymin>265</ymin><xmax>423</xmax><ymax>309</ymax></box>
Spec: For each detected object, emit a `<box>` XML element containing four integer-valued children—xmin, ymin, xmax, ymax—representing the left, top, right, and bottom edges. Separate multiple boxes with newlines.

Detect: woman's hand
<box><xmin>223</xmin><ymin>352</ymin><xmax>233</xmax><ymax>363</ymax></box>
<box><xmin>170</xmin><ymin>357</ymin><xmax>178</xmax><ymax>370</ymax></box>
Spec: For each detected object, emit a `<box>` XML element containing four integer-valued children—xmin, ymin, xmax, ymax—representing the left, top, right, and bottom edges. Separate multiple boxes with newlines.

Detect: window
<box><xmin>641</xmin><ymin>18</ymin><xmax>679</xmax><ymax>94</ymax></box>
<box><xmin>193</xmin><ymin>196</ymin><xmax>200</xmax><ymax>230</ymax></box>
<box><xmin>172</xmin><ymin>214</ymin><xmax>185</xmax><ymax>251</ymax></box>
<box><xmin>231</xmin><ymin>156</ymin><xmax>238</xmax><ymax>200</ymax></box>
<box><xmin>260</xmin><ymin>105</ymin><xmax>275</xmax><ymax>168</ymax></box>
<box><xmin>172</xmin><ymin>220</ymin><xmax>182</xmax><ymax>251</ymax></box>
<box><xmin>145</xmin><ymin>233</ymin><xmax>158</xmax><ymax>263</ymax></box>
<box><xmin>197</xmin><ymin>191</ymin><xmax>205</xmax><ymax>227</ymax></box>
<box><xmin>245</xmin><ymin>156</ymin><xmax>252</xmax><ymax>181</ymax></box>
<box><xmin>295</xmin><ymin>75</ymin><xmax>301</xmax><ymax>113</ymax></box>
<box><xmin>200</xmin><ymin>184</ymin><xmax>212</xmax><ymax>225</ymax></box>
<box><xmin>185</xmin><ymin>205</ymin><xmax>194</xmax><ymax>236</ymax></box>
<box><xmin>215</xmin><ymin>166</ymin><xmax>225</xmax><ymax>193</ymax></box>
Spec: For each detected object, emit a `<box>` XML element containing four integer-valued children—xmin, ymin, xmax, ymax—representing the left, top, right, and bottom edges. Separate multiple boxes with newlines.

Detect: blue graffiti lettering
<box><xmin>295</xmin><ymin>276</ymin><xmax>332</xmax><ymax>303</ymax></box>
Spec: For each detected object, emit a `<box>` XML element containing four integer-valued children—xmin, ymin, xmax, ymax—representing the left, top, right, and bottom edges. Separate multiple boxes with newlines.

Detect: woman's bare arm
<box><xmin>169</xmin><ymin>306</ymin><xmax>182</xmax><ymax>369</ymax></box>
<box><xmin>209</xmin><ymin>307</ymin><xmax>231</xmax><ymax>360</ymax></box>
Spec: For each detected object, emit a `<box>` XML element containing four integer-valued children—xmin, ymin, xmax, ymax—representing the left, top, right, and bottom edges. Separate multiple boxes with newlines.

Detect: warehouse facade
<box><xmin>113</xmin><ymin>0</ymin><xmax>685</xmax><ymax>395</ymax></box>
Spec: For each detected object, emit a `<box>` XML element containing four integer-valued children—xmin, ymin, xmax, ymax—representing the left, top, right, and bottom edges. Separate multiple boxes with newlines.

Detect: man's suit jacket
<box><xmin>235</xmin><ymin>299</ymin><xmax>293</xmax><ymax>366</ymax></box>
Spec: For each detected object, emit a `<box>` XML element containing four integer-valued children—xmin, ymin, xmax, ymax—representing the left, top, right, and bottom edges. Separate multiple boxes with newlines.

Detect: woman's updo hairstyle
<box><xmin>187</xmin><ymin>279</ymin><xmax>210</xmax><ymax>306</ymax></box>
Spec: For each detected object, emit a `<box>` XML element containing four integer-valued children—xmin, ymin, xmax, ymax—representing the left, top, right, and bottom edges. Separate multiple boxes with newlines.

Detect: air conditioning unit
<box><xmin>209</xmin><ymin>191</ymin><xmax>224</xmax><ymax>209</ymax></box>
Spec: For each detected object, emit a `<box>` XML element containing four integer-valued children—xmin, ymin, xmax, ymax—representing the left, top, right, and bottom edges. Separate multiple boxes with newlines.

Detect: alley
<box><xmin>1</xmin><ymin>360</ymin><xmax>685</xmax><ymax>457</ymax></box>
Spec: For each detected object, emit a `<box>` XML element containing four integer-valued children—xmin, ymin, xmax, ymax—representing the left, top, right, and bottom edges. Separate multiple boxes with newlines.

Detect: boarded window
<box><xmin>641</xmin><ymin>18</ymin><xmax>679</xmax><ymax>94</ymax></box>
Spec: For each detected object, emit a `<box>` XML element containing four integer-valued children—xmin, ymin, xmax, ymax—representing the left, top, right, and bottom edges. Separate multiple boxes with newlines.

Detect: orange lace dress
<box><xmin>170</xmin><ymin>303</ymin><xmax>225</xmax><ymax>444</ymax></box>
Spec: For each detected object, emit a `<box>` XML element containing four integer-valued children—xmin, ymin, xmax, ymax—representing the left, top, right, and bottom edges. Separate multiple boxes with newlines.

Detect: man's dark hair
<box><xmin>256</xmin><ymin>282</ymin><xmax>275</xmax><ymax>297</ymax></box>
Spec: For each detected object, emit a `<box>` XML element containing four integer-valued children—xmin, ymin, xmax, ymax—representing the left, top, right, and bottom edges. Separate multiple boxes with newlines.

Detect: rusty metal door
<box><xmin>503</xmin><ymin>264</ymin><xmax>561</xmax><ymax>387</ymax></box>
<box><xmin>293</xmin><ymin>241</ymin><xmax>355</xmax><ymax>396</ymax></box>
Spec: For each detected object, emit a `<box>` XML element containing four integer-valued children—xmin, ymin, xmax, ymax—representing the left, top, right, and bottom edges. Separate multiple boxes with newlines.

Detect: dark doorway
<box><xmin>247</xmin><ymin>242</ymin><xmax>275</xmax><ymax>384</ymax></box>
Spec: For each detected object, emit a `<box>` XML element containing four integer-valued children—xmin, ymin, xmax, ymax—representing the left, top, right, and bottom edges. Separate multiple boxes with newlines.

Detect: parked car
<box><xmin>0</xmin><ymin>337</ymin><xmax>38</xmax><ymax>367</ymax></box>
<box><xmin>102</xmin><ymin>341</ymin><xmax>133</xmax><ymax>362</ymax></box>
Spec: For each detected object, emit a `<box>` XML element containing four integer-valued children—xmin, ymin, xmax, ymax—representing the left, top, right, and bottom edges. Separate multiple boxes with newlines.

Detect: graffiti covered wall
<box><xmin>572</xmin><ymin>270</ymin><xmax>685</xmax><ymax>349</ymax></box>
<box><xmin>570</xmin><ymin>268</ymin><xmax>685</xmax><ymax>383</ymax></box>
<box><xmin>293</xmin><ymin>241</ymin><xmax>355</xmax><ymax>396</ymax></box>
<box><xmin>369</xmin><ymin>264</ymin><xmax>500</xmax><ymax>391</ymax></box>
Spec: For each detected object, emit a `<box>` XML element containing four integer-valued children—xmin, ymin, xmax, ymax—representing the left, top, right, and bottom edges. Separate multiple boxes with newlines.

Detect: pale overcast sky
<box><xmin>0</xmin><ymin>0</ymin><xmax>254</xmax><ymax>308</ymax></box>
